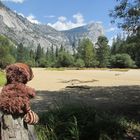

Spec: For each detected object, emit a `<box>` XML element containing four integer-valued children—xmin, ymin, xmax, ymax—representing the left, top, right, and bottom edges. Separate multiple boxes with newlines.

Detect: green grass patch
<box><xmin>0</xmin><ymin>71</ymin><xmax>6</xmax><ymax>86</ymax></box>
<box><xmin>46</xmin><ymin>67</ymin><xmax>65</xmax><ymax>71</ymax></box>
<box><xmin>45</xmin><ymin>67</ymin><xmax>130</xmax><ymax>72</ymax></box>
<box><xmin>35</xmin><ymin>103</ymin><xmax>140</xmax><ymax>140</ymax></box>
<box><xmin>110</xmin><ymin>68</ymin><xmax>130</xmax><ymax>72</ymax></box>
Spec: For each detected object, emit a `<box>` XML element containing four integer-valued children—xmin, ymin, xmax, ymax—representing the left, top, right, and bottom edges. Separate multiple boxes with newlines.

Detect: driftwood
<box><xmin>0</xmin><ymin>113</ymin><xmax>38</xmax><ymax>140</ymax></box>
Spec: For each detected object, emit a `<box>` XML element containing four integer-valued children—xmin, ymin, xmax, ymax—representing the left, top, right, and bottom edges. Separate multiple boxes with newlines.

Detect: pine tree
<box><xmin>17</xmin><ymin>43</ymin><xmax>25</xmax><ymax>62</ymax></box>
<box><xmin>35</xmin><ymin>44</ymin><xmax>42</xmax><ymax>61</ymax></box>
<box><xmin>96</xmin><ymin>36</ymin><xmax>110</xmax><ymax>67</ymax></box>
<box><xmin>77</xmin><ymin>38</ymin><xmax>97</xmax><ymax>67</ymax></box>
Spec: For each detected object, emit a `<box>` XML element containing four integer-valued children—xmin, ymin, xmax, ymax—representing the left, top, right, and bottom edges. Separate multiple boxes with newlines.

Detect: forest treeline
<box><xmin>0</xmin><ymin>34</ymin><xmax>139</xmax><ymax>69</ymax></box>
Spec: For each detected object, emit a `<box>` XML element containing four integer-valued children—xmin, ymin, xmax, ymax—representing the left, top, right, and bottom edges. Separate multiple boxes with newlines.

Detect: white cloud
<box><xmin>27</xmin><ymin>14</ymin><xmax>41</xmax><ymax>24</ymax></box>
<box><xmin>18</xmin><ymin>12</ymin><xmax>25</xmax><ymax>17</ymax></box>
<box><xmin>73</xmin><ymin>13</ymin><xmax>84</xmax><ymax>24</ymax></box>
<box><xmin>47</xmin><ymin>13</ymin><xmax>85</xmax><ymax>31</ymax></box>
<box><xmin>58</xmin><ymin>16</ymin><xmax>67</xmax><ymax>22</ymax></box>
<box><xmin>1</xmin><ymin>0</ymin><xmax>25</xmax><ymax>3</ymax></box>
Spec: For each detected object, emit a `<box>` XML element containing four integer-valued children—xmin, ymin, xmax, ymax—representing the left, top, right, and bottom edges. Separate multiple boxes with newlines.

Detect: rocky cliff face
<box><xmin>0</xmin><ymin>1</ymin><xmax>104</xmax><ymax>50</ymax></box>
<box><xmin>63</xmin><ymin>23</ymin><xmax>104</xmax><ymax>47</ymax></box>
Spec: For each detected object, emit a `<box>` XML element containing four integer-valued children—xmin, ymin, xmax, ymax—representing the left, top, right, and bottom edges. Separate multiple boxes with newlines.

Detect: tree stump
<box><xmin>0</xmin><ymin>113</ymin><xmax>38</xmax><ymax>140</ymax></box>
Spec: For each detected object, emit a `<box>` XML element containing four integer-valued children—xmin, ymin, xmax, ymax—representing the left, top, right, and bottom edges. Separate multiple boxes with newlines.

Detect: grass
<box><xmin>45</xmin><ymin>67</ymin><xmax>130</xmax><ymax>72</ymax></box>
<box><xmin>35</xmin><ymin>103</ymin><xmax>140</xmax><ymax>140</ymax></box>
<box><xmin>109</xmin><ymin>68</ymin><xmax>130</xmax><ymax>72</ymax></box>
<box><xmin>0</xmin><ymin>70</ymin><xmax>6</xmax><ymax>86</ymax></box>
<box><xmin>46</xmin><ymin>67</ymin><xmax>65</xmax><ymax>71</ymax></box>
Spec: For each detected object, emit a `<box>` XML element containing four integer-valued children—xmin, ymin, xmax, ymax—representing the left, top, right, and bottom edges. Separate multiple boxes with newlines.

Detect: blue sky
<box><xmin>1</xmin><ymin>0</ymin><xmax>122</xmax><ymax>44</ymax></box>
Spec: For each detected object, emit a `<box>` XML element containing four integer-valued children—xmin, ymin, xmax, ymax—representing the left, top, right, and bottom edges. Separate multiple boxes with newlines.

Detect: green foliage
<box><xmin>110</xmin><ymin>53</ymin><xmax>135</xmax><ymax>68</ymax></box>
<box><xmin>110</xmin><ymin>0</ymin><xmax>140</xmax><ymax>35</ymax></box>
<box><xmin>35</xmin><ymin>44</ymin><xmax>42</xmax><ymax>62</ymax></box>
<box><xmin>16</xmin><ymin>43</ymin><xmax>25</xmax><ymax>62</ymax></box>
<box><xmin>0</xmin><ymin>54</ymin><xmax>16</xmax><ymax>68</ymax></box>
<box><xmin>74</xmin><ymin>58</ymin><xmax>85</xmax><ymax>68</ymax></box>
<box><xmin>36</xmin><ymin>103</ymin><xmax>140</xmax><ymax>140</ymax></box>
<box><xmin>57</xmin><ymin>51</ymin><xmax>74</xmax><ymax>67</ymax></box>
<box><xmin>0</xmin><ymin>71</ymin><xmax>6</xmax><ymax>86</ymax></box>
<box><xmin>110</xmin><ymin>34</ymin><xmax>140</xmax><ymax>67</ymax></box>
<box><xmin>38</xmin><ymin>57</ymin><xmax>48</xmax><ymax>67</ymax></box>
<box><xmin>0</xmin><ymin>33</ymin><xmax>139</xmax><ymax>68</ymax></box>
<box><xmin>96</xmin><ymin>36</ymin><xmax>110</xmax><ymax>67</ymax></box>
<box><xmin>110</xmin><ymin>0</ymin><xmax>140</xmax><ymax>67</ymax></box>
<box><xmin>0</xmin><ymin>35</ymin><xmax>16</xmax><ymax>68</ymax></box>
<box><xmin>77</xmin><ymin>38</ymin><xmax>98</xmax><ymax>67</ymax></box>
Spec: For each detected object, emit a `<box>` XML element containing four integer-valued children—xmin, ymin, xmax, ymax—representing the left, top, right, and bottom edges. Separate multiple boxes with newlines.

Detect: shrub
<box><xmin>74</xmin><ymin>59</ymin><xmax>85</xmax><ymax>68</ymax></box>
<box><xmin>110</xmin><ymin>53</ymin><xmax>135</xmax><ymax>68</ymax></box>
<box><xmin>57</xmin><ymin>52</ymin><xmax>74</xmax><ymax>67</ymax></box>
<box><xmin>0</xmin><ymin>54</ymin><xmax>16</xmax><ymax>69</ymax></box>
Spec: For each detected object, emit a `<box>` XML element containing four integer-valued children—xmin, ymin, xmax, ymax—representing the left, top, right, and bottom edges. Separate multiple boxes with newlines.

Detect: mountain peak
<box><xmin>0</xmin><ymin>2</ymin><xmax>104</xmax><ymax>49</ymax></box>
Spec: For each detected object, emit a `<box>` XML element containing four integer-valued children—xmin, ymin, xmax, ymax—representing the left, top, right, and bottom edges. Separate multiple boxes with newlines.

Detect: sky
<box><xmin>1</xmin><ymin>0</ymin><xmax>122</xmax><ymax>45</ymax></box>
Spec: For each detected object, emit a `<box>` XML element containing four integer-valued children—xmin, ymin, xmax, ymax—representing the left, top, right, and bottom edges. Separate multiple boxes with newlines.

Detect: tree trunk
<box><xmin>0</xmin><ymin>114</ymin><xmax>38</xmax><ymax>140</ymax></box>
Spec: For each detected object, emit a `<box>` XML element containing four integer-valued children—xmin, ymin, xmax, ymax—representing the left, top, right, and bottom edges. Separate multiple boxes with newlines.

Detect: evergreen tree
<box><xmin>16</xmin><ymin>43</ymin><xmax>25</xmax><ymax>62</ymax></box>
<box><xmin>77</xmin><ymin>38</ymin><xmax>98</xmax><ymax>67</ymax></box>
<box><xmin>57</xmin><ymin>51</ymin><xmax>74</xmax><ymax>67</ymax></box>
<box><xmin>55</xmin><ymin>47</ymin><xmax>59</xmax><ymax>58</ymax></box>
<box><xmin>0</xmin><ymin>35</ymin><xmax>16</xmax><ymax>68</ymax></box>
<box><xmin>35</xmin><ymin>44</ymin><xmax>42</xmax><ymax>61</ymax></box>
<box><xmin>96</xmin><ymin>36</ymin><xmax>110</xmax><ymax>67</ymax></box>
<box><xmin>50</xmin><ymin>44</ymin><xmax>55</xmax><ymax>61</ymax></box>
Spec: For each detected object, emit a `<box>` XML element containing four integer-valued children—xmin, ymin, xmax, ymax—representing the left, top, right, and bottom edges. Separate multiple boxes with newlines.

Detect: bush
<box><xmin>0</xmin><ymin>54</ymin><xmax>16</xmax><ymax>69</ymax></box>
<box><xmin>38</xmin><ymin>57</ymin><xmax>48</xmax><ymax>67</ymax></box>
<box><xmin>57</xmin><ymin>52</ymin><xmax>74</xmax><ymax>67</ymax></box>
<box><xmin>74</xmin><ymin>59</ymin><xmax>85</xmax><ymax>68</ymax></box>
<box><xmin>110</xmin><ymin>53</ymin><xmax>135</xmax><ymax>68</ymax></box>
<box><xmin>24</xmin><ymin>59</ymin><xmax>36</xmax><ymax>67</ymax></box>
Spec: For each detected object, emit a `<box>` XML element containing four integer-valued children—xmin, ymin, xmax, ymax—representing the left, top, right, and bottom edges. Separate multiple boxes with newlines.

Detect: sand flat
<box><xmin>28</xmin><ymin>68</ymin><xmax>140</xmax><ymax>91</ymax></box>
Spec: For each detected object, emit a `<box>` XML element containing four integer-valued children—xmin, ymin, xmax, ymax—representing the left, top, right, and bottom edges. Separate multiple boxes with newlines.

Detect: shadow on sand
<box><xmin>32</xmin><ymin>85</ymin><xmax>140</xmax><ymax>121</ymax></box>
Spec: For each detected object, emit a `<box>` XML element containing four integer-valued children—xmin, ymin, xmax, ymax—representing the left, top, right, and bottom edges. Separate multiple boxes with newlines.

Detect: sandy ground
<box><xmin>28</xmin><ymin>68</ymin><xmax>140</xmax><ymax>91</ymax></box>
<box><xmin>27</xmin><ymin>69</ymin><xmax>140</xmax><ymax>118</ymax></box>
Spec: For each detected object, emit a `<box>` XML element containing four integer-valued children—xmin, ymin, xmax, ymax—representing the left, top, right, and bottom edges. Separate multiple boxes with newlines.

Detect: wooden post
<box><xmin>0</xmin><ymin>114</ymin><xmax>38</xmax><ymax>140</ymax></box>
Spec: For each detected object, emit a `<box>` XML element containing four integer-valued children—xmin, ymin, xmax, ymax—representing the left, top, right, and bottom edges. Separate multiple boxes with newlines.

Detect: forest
<box><xmin>0</xmin><ymin>33</ymin><xmax>139</xmax><ymax>69</ymax></box>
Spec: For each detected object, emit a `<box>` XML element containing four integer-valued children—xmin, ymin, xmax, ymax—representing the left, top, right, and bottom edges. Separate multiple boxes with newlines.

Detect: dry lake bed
<box><xmin>28</xmin><ymin>68</ymin><xmax>140</xmax><ymax>91</ymax></box>
<box><xmin>27</xmin><ymin>68</ymin><xmax>140</xmax><ymax>117</ymax></box>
